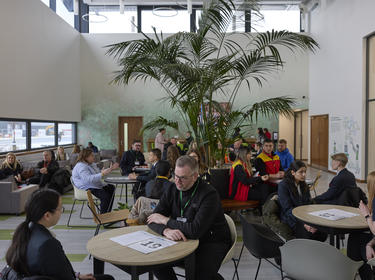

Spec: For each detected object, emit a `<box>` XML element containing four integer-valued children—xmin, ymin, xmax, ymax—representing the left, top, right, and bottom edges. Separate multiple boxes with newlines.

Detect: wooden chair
<box><xmin>309</xmin><ymin>170</ymin><xmax>321</xmax><ymax>198</ymax></box>
<box><xmin>86</xmin><ymin>190</ymin><xmax>130</xmax><ymax>236</ymax></box>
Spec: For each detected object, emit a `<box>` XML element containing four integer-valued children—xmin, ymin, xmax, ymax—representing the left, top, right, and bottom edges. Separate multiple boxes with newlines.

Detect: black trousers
<box><xmin>29</xmin><ymin>173</ymin><xmax>53</xmax><ymax>188</ymax></box>
<box><xmin>347</xmin><ymin>232</ymin><xmax>374</xmax><ymax>280</ymax></box>
<box><xmin>153</xmin><ymin>242</ymin><xmax>230</xmax><ymax>280</ymax></box>
<box><xmin>90</xmin><ymin>185</ymin><xmax>115</xmax><ymax>213</ymax></box>
<box><xmin>294</xmin><ymin>221</ymin><xmax>328</xmax><ymax>242</ymax></box>
<box><xmin>94</xmin><ymin>274</ymin><xmax>115</xmax><ymax>280</ymax></box>
<box><xmin>247</xmin><ymin>183</ymin><xmax>272</xmax><ymax>205</ymax></box>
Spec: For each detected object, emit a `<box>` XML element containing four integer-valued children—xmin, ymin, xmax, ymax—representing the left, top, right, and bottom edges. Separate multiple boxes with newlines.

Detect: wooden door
<box><xmin>118</xmin><ymin>117</ymin><xmax>143</xmax><ymax>157</ymax></box>
<box><xmin>311</xmin><ymin>115</ymin><xmax>329</xmax><ymax>168</ymax></box>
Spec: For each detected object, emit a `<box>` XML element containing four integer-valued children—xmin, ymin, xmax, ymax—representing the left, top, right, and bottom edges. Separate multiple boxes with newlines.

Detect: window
<box><xmin>40</xmin><ymin>0</ymin><xmax>50</xmax><ymax>7</ymax></box>
<box><xmin>251</xmin><ymin>5</ymin><xmax>300</xmax><ymax>32</ymax></box>
<box><xmin>56</xmin><ymin>0</ymin><xmax>75</xmax><ymax>28</ymax></box>
<box><xmin>58</xmin><ymin>123</ymin><xmax>75</xmax><ymax>145</ymax></box>
<box><xmin>0</xmin><ymin>121</ymin><xmax>27</xmax><ymax>153</ymax></box>
<box><xmin>141</xmin><ymin>7</ymin><xmax>191</xmax><ymax>33</ymax></box>
<box><xmin>195</xmin><ymin>9</ymin><xmax>245</xmax><ymax>33</ymax></box>
<box><xmin>31</xmin><ymin>122</ymin><xmax>55</xmax><ymax>149</ymax></box>
<box><xmin>89</xmin><ymin>6</ymin><xmax>137</xmax><ymax>33</ymax></box>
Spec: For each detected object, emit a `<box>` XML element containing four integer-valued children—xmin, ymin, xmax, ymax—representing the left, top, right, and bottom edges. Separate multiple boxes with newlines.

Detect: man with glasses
<box><xmin>147</xmin><ymin>155</ymin><xmax>231</xmax><ymax>280</ymax></box>
<box><xmin>119</xmin><ymin>140</ymin><xmax>145</xmax><ymax>176</ymax></box>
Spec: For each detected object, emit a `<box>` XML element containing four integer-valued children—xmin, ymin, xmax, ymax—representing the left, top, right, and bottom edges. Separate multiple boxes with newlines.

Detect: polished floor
<box><xmin>0</xmin><ymin>167</ymin><xmax>366</xmax><ymax>279</ymax></box>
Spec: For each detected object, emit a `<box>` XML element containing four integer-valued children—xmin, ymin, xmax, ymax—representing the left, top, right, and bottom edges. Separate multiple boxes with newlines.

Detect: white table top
<box><xmin>87</xmin><ymin>225</ymin><xmax>199</xmax><ymax>266</ymax></box>
<box><xmin>104</xmin><ymin>176</ymin><xmax>138</xmax><ymax>184</ymax></box>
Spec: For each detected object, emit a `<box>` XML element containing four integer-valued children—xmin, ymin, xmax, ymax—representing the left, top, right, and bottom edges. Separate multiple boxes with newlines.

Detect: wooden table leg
<box><xmin>184</xmin><ymin>252</ymin><xmax>196</xmax><ymax>280</ymax></box>
<box><xmin>93</xmin><ymin>258</ymin><xmax>104</xmax><ymax>275</ymax></box>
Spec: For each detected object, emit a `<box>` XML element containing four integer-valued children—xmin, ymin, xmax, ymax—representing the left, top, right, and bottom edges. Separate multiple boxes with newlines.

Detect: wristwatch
<box><xmin>365</xmin><ymin>214</ymin><xmax>370</xmax><ymax>220</ymax></box>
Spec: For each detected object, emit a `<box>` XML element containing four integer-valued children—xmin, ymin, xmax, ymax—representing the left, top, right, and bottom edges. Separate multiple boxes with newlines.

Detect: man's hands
<box><xmin>304</xmin><ymin>224</ymin><xmax>317</xmax><ymax>234</ymax></box>
<box><xmin>261</xmin><ymin>175</ymin><xmax>269</xmax><ymax>181</ymax></box>
<box><xmin>163</xmin><ymin>228</ymin><xmax>187</xmax><ymax>241</ymax></box>
<box><xmin>128</xmin><ymin>172</ymin><xmax>138</xmax><ymax>179</ymax></box>
<box><xmin>40</xmin><ymin>167</ymin><xmax>48</xmax><ymax>174</ymax></box>
<box><xmin>359</xmin><ymin>200</ymin><xmax>370</xmax><ymax>217</ymax></box>
<box><xmin>147</xmin><ymin>213</ymin><xmax>169</xmax><ymax>225</ymax></box>
<box><xmin>78</xmin><ymin>274</ymin><xmax>95</xmax><ymax>280</ymax></box>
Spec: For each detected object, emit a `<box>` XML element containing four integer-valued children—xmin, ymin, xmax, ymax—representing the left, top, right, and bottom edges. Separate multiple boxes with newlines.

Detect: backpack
<box><xmin>0</xmin><ymin>266</ymin><xmax>55</xmax><ymax>280</ymax></box>
<box><xmin>48</xmin><ymin>169</ymin><xmax>71</xmax><ymax>194</ymax></box>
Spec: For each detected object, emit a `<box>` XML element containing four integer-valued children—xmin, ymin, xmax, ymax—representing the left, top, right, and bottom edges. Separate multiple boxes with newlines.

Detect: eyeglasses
<box><xmin>174</xmin><ymin>173</ymin><xmax>194</xmax><ymax>181</ymax></box>
<box><xmin>55</xmin><ymin>206</ymin><xmax>65</xmax><ymax>214</ymax></box>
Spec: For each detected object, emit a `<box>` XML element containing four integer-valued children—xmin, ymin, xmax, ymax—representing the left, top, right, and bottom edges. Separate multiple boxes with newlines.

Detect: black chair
<box><xmin>238</xmin><ymin>214</ymin><xmax>284</xmax><ymax>280</ymax></box>
<box><xmin>209</xmin><ymin>168</ymin><xmax>230</xmax><ymax>199</ymax></box>
<box><xmin>337</xmin><ymin>186</ymin><xmax>368</xmax><ymax>207</ymax></box>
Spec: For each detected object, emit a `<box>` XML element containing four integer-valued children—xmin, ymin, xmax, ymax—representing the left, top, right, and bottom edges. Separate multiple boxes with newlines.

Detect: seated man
<box><xmin>129</xmin><ymin>148</ymin><xmax>161</xmax><ymax>184</ymax></box>
<box><xmin>147</xmin><ymin>156</ymin><xmax>231</xmax><ymax>280</ymax></box>
<box><xmin>228</xmin><ymin>137</ymin><xmax>244</xmax><ymax>162</ymax></box>
<box><xmin>275</xmin><ymin>139</ymin><xmax>294</xmax><ymax>171</ymax></box>
<box><xmin>28</xmin><ymin>150</ymin><xmax>59</xmax><ymax>188</ymax></box>
<box><xmin>119</xmin><ymin>140</ymin><xmax>145</xmax><ymax>176</ymax></box>
<box><xmin>87</xmin><ymin>141</ymin><xmax>99</xmax><ymax>153</ymax></box>
<box><xmin>314</xmin><ymin>153</ymin><xmax>357</xmax><ymax>204</ymax></box>
<box><xmin>254</xmin><ymin>138</ymin><xmax>284</xmax><ymax>190</ymax></box>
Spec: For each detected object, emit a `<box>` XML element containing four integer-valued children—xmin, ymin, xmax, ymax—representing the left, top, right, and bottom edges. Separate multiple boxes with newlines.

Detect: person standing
<box><xmin>148</xmin><ymin>156</ymin><xmax>231</xmax><ymax>280</ymax></box>
<box><xmin>119</xmin><ymin>140</ymin><xmax>146</xmax><ymax>176</ymax></box>
<box><xmin>155</xmin><ymin>128</ymin><xmax>168</xmax><ymax>154</ymax></box>
<box><xmin>263</xmin><ymin>128</ymin><xmax>271</xmax><ymax>140</ymax></box>
<box><xmin>275</xmin><ymin>139</ymin><xmax>294</xmax><ymax>171</ymax></box>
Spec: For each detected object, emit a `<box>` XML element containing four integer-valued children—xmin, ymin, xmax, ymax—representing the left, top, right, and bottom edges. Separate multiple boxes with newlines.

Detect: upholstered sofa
<box><xmin>0</xmin><ymin>177</ymin><xmax>38</xmax><ymax>214</ymax></box>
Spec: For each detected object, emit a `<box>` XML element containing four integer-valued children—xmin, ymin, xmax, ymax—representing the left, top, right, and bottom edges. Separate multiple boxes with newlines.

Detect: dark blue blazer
<box><xmin>26</xmin><ymin>223</ymin><xmax>75</xmax><ymax>280</ymax></box>
<box><xmin>315</xmin><ymin>168</ymin><xmax>357</xmax><ymax>204</ymax></box>
<box><xmin>137</xmin><ymin>162</ymin><xmax>158</xmax><ymax>183</ymax></box>
<box><xmin>119</xmin><ymin>150</ymin><xmax>145</xmax><ymax>175</ymax></box>
<box><xmin>278</xmin><ymin>178</ymin><xmax>312</xmax><ymax>229</ymax></box>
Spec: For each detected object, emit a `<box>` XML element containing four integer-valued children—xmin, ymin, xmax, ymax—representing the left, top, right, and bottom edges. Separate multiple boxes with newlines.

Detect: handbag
<box><xmin>0</xmin><ymin>266</ymin><xmax>55</xmax><ymax>280</ymax></box>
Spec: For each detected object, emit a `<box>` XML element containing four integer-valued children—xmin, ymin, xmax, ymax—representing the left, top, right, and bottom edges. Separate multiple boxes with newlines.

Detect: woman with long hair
<box><xmin>0</xmin><ymin>152</ymin><xmax>23</xmax><ymax>183</ymax></box>
<box><xmin>56</xmin><ymin>146</ymin><xmax>67</xmax><ymax>161</ymax></box>
<box><xmin>70</xmin><ymin>144</ymin><xmax>81</xmax><ymax>168</ymax></box>
<box><xmin>166</xmin><ymin>145</ymin><xmax>179</xmax><ymax>176</ymax></box>
<box><xmin>229</xmin><ymin>147</ymin><xmax>270</xmax><ymax>204</ymax></box>
<box><xmin>347</xmin><ymin>171</ymin><xmax>375</xmax><ymax>280</ymax></box>
<box><xmin>5</xmin><ymin>189</ymin><xmax>114</xmax><ymax>280</ymax></box>
<box><xmin>278</xmin><ymin>160</ymin><xmax>327</xmax><ymax>241</ymax></box>
<box><xmin>72</xmin><ymin>148</ymin><xmax>118</xmax><ymax>213</ymax></box>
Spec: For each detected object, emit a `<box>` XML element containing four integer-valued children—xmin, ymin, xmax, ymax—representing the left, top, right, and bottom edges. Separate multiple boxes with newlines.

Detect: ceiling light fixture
<box><xmin>152</xmin><ymin>7</ymin><xmax>178</xmax><ymax>17</ymax></box>
<box><xmin>82</xmin><ymin>11</ymin><xmax>109</xmax><ymax>23</ymax></box>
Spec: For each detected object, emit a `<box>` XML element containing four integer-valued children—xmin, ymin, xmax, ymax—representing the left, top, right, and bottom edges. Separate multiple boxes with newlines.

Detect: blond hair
<box><xmin>367</xmin><ymin>171</ymin><xmax>375</xmax><ymax>213</ymax></box>
<box><xmin>236</xmin><ymin>147</ymin><xmax>252</xmax><ymax>175</ymax></box>
<box><xmin>331</xmin><ymin>153</ymin><xmax>348</xmax><ymax>167</ymax></box>
<box><xmin>1</xmin><ymin>152</ymin><xmax>20</xmax><ymax>171</ymax></box>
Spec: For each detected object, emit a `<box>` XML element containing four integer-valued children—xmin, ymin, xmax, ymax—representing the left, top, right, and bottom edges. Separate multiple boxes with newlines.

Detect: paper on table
<box><xmin>309</xmin><ymin>208</ymin><xmax>359</xmax><ymax>221</ymax></box>
<box><xmin>110</xmin><ymin>230</ymin><xmax>177</xmax><ymax>254</ymax></box>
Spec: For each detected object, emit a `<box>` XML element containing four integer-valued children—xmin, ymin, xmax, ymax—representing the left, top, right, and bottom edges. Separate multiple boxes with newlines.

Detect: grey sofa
<box><xmin>0</xmin><ymin>177</ymin><xmax>38</xmax><ymax>214</ymax></box>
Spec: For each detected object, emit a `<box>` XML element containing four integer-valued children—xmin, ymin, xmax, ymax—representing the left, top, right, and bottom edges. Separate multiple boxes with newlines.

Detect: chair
<box><xmin>280</xmin><ymin>239</ymin><xmax>363</xmax><ymax>280</ymax></box>
<box><xmin>238</xmin><ymin>214</ymin><xmax>284</xmax><ymax>280</ymax></box>
<box><xmin>67</xmin><ymin>177</ymin><xmax>99</xmax><ymax>227</ymax></box>
<box><xmin>309</xmin><ymin>170</ymin><xmax>321</xmax><ymax>197</ymax></box>
<box><xmin>222</xmin><ymin>214</ymin><xmax>239</xmax><ymax>280</ymax></box>
<box><xmin>87</xmin><ymin>190</ymin><xmax>130</xmax><ymax>236</ymax></box>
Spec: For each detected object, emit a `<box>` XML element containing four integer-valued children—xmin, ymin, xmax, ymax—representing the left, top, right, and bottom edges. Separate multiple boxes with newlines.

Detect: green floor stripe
<box><xmin>236</xmin><ymin>236</ymin><xmax>243</xmax><ymax>242</ymax></box>
<box><xmin>62</xmin><ymin>210</ymin><xmax>77</xmax><ymax>215</ymax></box>
<box><xmin>0</xmin><ymin>215</ymin><xmax>12</xmax><ymax>221</ymax></box>
<box><xmin>0</xmin><ymin>230</ymin><xmax>14</xmax><ymax>240</ymax></box>
<box><xmin>53</xmin><ymin>225</ymin><xmax>96</xmax><ymax>230</ymax></box>
<box><xmin>66</xmin><ymin>254</ymin><xmax>88</xmax><ymax>262</ymax></box>
<box><xmin>62</xmin><ymin>197</ymin><xmax>75</xmax><ymax>204</ymax></box>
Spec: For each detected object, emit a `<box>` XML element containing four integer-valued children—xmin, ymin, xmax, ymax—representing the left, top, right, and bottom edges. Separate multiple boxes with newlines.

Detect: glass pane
<box><xmin>368</xmin><ymin>101</ymin><xmax>375</xmax><ymax>173</ymax></box>
<box><xmin>124</xmin><ymin>123</ymin><xmax>128</xmax><ymax>151</ymax></box>
<box><xmin>252</xmin><ymin>5</ymin><xmax>300</xmax><ymax>32</ymax></box>
<box><xmin>31</xmin><ymin>122</ymin><xmax>55</xmax><ymax>149</ymax></box>
<box><xmin>142</xmin><ymin>8</ymin><xmax>190</xmax><ymax>33</ymax></box>
<box><xmin>195</xmin><ymin>9</ymin><xmax>245</xmax><ymax>32</ymax></box>
<box><xmin>89</xmin><ymin>6</ymin><xmax>137</xmax><ymax>33</ymax></box>
<box><xmin>369</xmin><ymin>36</ymin><xmax>375</xmax><ymax>99</ymax></box>
<box><xmin>40</xmin><ymin>0</ymin><xmax>49</xmax><ymax>7</ymax></box>
<box><xmin>56</xmin><ymin>0</ymin><xmax>75</xmax><ymax>28</ymax></box>
<box><xmin>58</xmin><ymin>123</ymin><xmax>74</xmax><ymax>145</ymax></box>
<box><xmin>0</xmin><ymin>121</ymin><xmax>27</xmax><ymax>152</ymax></box>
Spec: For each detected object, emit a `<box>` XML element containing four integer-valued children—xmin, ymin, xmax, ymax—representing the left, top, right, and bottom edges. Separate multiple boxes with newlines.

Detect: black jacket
<box><xmin>119</xmin><ymin>150</ymin><xmax>145</xmax><ymax>175</ymax></box>
<box><xmin>314</xmin><ymin>168</ymin><xmax>357</xmax><ymax>204</ymax></box>
<box><xmin>145</xmin><ymin>178</ymin><xmax>174</xmax><ymax>199</ymax></box>
<box><xmin>26</xmin><ymin>223</ymin><xmax>75</xmax><ymax>280</ymax></box>
<box><xmin>137</xmin><ymin>162</ymin><xmax>157</xmax><ymax>183</ymax></box>
<box><xmin>278</xmin><ymin>178</ymin><xmax>312</xmax><ymax>229</ymax></box>
<box><xmin>229</xmin><ymin>165</ymin><xmax>263</xmax><ymax>199</ymax></box>
<box><xmin>0</xmin><ymin>163</ymin><xmax>23</xmax><ymax>177</ymax></box>
<box><xmin>36</xmin><ymin>160</ymin><xmax>59</xmax><ymax>177</ymax></box>
<box><xmin>148</xmin><ymin>179</ymin><xmax>231</xmax><ymax>245</ymax></box>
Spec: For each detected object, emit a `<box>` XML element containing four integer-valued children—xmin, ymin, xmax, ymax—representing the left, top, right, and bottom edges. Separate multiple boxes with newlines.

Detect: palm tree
<box><xmin>106</xmin><ymin>0</ymin><xmax>318</xmax><ymax>166</ymax></box>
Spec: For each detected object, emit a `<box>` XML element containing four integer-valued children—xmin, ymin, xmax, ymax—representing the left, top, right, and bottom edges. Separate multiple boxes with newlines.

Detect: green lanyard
<box><xmin>180</xmin><ymin>182</ymin><xmax>198</xmax><ymax>217</ymax></box>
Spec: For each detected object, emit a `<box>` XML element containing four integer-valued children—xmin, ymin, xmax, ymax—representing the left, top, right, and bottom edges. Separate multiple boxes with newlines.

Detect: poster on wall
<box><xmin>329</xmin><ymin>115</ymin><xmax>361</xmax><ymax>176</ymax></box>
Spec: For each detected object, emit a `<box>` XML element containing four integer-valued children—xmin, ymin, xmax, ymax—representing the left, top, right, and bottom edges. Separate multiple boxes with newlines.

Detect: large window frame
<box><xmin>0</xmin><ymin>118</ymin><xmax>77</xmax><ymax>155</ymax></box>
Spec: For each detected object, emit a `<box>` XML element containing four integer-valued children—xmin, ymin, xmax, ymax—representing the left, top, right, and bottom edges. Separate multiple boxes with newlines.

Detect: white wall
<box><xmin>79</xmin><ymin>32</ymin><xmax>310</xmax><ymax>149</ymax></box>
<box><xmin>308</xmin><ymin>0</ymin><xmax>375</xmax><ymax>179</ymax></box>
<box><xmin>0</xmin><ymin>0</ymin><xmax>81</xmax><ymax>122</ymax></box>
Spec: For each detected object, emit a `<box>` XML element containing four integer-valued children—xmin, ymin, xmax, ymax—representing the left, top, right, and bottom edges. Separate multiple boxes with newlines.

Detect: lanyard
<box><xmin>180</xmin><ymin>182</ymin><xmax>198</xmax><ymax>217</ymax></box>
<box><xmin>156</xmin><ymin>176</ymin><xmax>169</xmax><ymax>180</ymax></box>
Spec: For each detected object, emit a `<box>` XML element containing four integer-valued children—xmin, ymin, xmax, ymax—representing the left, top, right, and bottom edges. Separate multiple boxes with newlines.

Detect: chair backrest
<box><xmin>310</xmin><ymin>170</ymin><xmax>321</xmax><ymax>191</ymax></box>
<box><xmin>337</xmin><ymin>186</ymin><xmax>368</xmax><ymax>207</ymax></box>
<box><xmin>209</xmin><ymin>168</ymin><xmax>230</xmax><ymax>199</ymax></box>
<box><xmin>221</xmin><ymin>214</ymin><xmax>237</xmax><ymax>264</ymax></box>
<box><xmin>239</xmin><ymin>214</ymin><xmax>283</xmax><ymax>259</ymax></box>
<box><xmin>70</xmin><ymin>177</ymin><xmax>89</xmax><ymax>201</ymax></box>
<box><xmin>280</xmin><ymin>239</ymin><xmax>363</xmax><ymax>280</ymax></box>
<box><xmin>87</xmin><ymin>190</ymin><xmax>100</xmax><ymax>224</ymax></box>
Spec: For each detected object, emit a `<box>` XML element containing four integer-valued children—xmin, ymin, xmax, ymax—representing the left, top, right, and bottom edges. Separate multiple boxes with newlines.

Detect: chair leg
<box><xmin>231</xmin><ymin>258</ymin><xmax>240</xmax><ymax>280</ymax></box>
<box><xmin>232</xmin><ymin>244</ymin><xmax>245</xmax><ymax>280</ymax></box>
<box><xmin>67</xmin><ymin>199</ymin><xmax>77</xmax><ymax>227</ymax></box>
<box><xmin>120</xmin><ymin>185</ymin><xmax>124</xmax><ymax>200</ymax></box>
<box><xmin>79</xmin><ymin>201</ymin><xmax>85</xmax><ymax>218</ymax></box>
<box><xmin>254</xmin><ymin>259</ymin><xmax>262</xmax><ymax>280</ymax></box>
<box><xmin>94</xmin><ymin>224</ymin><xmax>101</xmax><ymax>236</ymax></box>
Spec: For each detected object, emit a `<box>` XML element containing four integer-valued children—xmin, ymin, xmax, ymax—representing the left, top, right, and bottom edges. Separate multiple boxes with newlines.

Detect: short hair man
<box><xmin>275</xmin><ymin>139</ymin><xmax>294</xmax><ymax>171</ymax></box>
<box><xmin>27</xmin><ymin>150</ymin><xmax>59</xmax><ymax>188</ymax></box>
<box><xmin>87</xmin><ymin>142</ymin><xmax>99</xmax><ymax>153</ymax></box>
<box><xmin>314</xmin><ymin>153</ymin><xmax>357</xmax><ymax>204</ymax></box>
<box><xmin>254</xmin><ymin>138</ymin><xmax>284</xmax><ymax>188</ymax></box>
<box><xmin>148</xmin><ymin>156</ymin><xmax>231</xmax><ymax>280</ymax></box>
<box><xmin>119</xmin><ymin>140</ymin><xmax>145</xmax><ymax>176</ymax></box>
<box><xmin>229</xmin><ymin>137</ymin><xmax>244</xmax><ymax>162</ymax></box>
<box><xmin>129</xmin><ymin>148</ymin><xmax>161</xmax><ymax>183</ymax></box>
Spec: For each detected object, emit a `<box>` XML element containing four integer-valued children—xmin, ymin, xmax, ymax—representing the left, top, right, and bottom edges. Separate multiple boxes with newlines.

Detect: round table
<box><xmin>134</xmin><ymin>167</ymin><xmax>151</xmax><ymax>173</ymax></box>
<box><xmin>293</xmin><ymin>204</ymin><xmax>368</xmax><ymax>248</ymax></box>
<box><xmin>87</xmin><ymin>225</ymin><xmax>199</xmax><ymax>280</ymax></box>
<box><xmin>104</xmin><ymin>176</ymin><xmax>138</xmax><ymax>204</ymax></box>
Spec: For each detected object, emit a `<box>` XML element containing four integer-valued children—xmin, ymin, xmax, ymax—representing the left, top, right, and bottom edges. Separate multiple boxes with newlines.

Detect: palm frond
<box><xmin>244</xmin><ymin>96</ymin><xmax>295</xmax><ymax>121</ymax></box>
<box><xmin>140</xmin><ymin>117</ymin><xmax>179</xmax><ymax>136</ymax></box>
